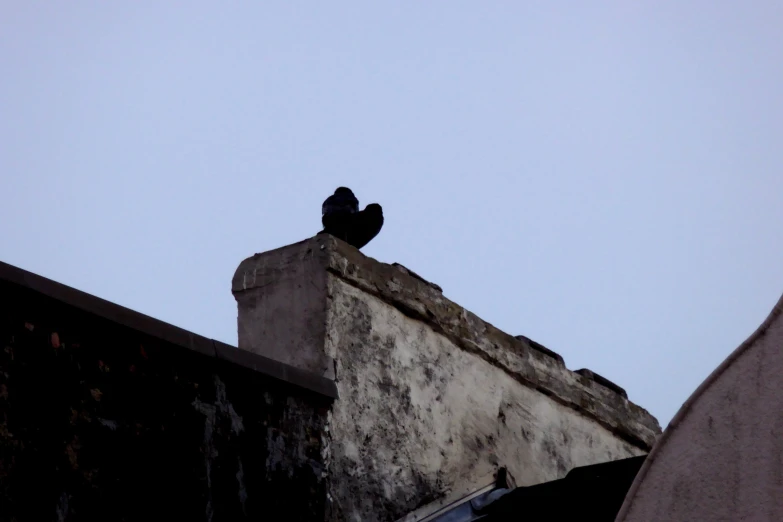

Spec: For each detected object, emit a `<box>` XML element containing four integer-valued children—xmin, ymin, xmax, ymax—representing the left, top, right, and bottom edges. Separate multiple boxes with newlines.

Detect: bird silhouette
<box><xmin>319</xmin><ymin>187</ymin><xmax>383</xmax><ymax>249</ymax></box>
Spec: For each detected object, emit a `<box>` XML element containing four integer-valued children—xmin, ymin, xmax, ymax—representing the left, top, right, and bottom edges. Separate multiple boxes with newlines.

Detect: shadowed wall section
<box><xmin>0</xmin><ymin>263</ymin><xmax>335</xmax><ymax>522</ymax></box>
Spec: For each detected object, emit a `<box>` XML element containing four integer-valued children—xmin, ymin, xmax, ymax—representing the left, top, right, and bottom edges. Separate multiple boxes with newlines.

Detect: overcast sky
<box><xmin>2</xmin><ymin>2</ymin><xmax>782</xmax><ymax>427</ymax></box>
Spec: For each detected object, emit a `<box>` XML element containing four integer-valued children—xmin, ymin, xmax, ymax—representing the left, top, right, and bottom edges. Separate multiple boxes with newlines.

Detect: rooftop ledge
<box><xmin>0</xmin><ymin>259</ymin><xmax>338</xmax><ymax>400</ymax></box>
<box><xmin>232</xmin><ymin>236</ymin><xmax>661</xmax><ymax>450</ymax></box>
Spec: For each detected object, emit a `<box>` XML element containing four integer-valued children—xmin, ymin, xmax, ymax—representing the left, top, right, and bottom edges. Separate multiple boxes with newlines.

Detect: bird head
<box><xmin>334</xmin><ymin>187</ymin><xmax>355</xmax><ymax>197</ymax></box>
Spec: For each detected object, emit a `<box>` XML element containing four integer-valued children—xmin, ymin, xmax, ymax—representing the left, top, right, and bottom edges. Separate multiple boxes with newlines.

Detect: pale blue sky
<box><xmin>2</xmin><ymin>2</ymin><xmax>782</xmax><ymax>426</ymax></box>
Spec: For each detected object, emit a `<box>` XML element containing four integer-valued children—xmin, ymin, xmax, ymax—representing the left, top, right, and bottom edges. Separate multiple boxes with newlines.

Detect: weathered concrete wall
<box><xmin>616</xmin><ymin>292</ymin><xmax>783</xmax><ymax>522</ymax></box>
<box><xmin>0</xmin><ymin>274</ymin><xmax>333</xmax><ymax>522</ymax></box>
<box><xmin>233</xmin><ymin>236</ymin><xmax>662</xmax><ymax>522</ymax></box>
<box><xmin>325</xmin><ymin>279</ymin><xmax>646</xmax><ymax>521</ymax></box>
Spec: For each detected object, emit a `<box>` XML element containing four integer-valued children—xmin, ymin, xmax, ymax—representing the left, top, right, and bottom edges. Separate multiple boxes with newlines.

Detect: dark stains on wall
<box><xmin>327</xmin><ymin>294</ymin><xmax>444</xmax><ymax>522</ymax></box>
<box><xmin>0</xmin><ymin>279</ymin><xmax>331</xmax><ymax>522</ymax></box>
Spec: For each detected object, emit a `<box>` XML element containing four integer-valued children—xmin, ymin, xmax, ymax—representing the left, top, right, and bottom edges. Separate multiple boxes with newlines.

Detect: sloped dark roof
<box><xmin>409</xmin><ymin>456</ymin><xmax>646</xmax><ymax>522</ymax></box>
<box><xmin>0</xmin><ymin>260</ymin><xmax>338</xmax><ymax>399</ymax></box>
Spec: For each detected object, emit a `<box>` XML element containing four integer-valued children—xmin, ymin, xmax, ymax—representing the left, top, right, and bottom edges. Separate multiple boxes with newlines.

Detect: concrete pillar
<box><xmin>232</xmin><ymin>236</ymin><xmax>335</xmax><ymax>379</ymax></box>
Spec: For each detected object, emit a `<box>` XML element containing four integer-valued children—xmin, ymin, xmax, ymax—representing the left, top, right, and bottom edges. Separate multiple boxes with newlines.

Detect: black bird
<box><xmin>319</xmin><ymin>187</ymin><xmax>384</xmax><ymax>249</ymax></box>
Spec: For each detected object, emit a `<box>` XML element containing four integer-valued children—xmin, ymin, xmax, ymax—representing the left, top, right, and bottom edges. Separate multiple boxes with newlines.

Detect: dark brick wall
<box><xmin>0</xmin><ymin>279</ymin><xmax>331</xmax><ymax>522</ymax></box>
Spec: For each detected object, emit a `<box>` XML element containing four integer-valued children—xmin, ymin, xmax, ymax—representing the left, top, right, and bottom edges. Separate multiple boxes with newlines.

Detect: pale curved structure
<box><xmin>616</xmin><ymin>292</ymin><xmax>783</xmax><ymax>522</ymax></box>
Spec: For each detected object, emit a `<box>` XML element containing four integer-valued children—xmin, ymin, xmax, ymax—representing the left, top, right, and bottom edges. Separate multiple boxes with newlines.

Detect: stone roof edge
<box><xmin>317</xmin><ymin>235</ymin><xmax>661</xmax><ymax>449</ymax></box>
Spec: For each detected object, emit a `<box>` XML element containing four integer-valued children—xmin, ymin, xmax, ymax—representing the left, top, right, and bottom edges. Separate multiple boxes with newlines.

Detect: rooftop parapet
<box><xmin>233</xmin><ymin>236</ymin><xmax>659</xmax><ymax>450</ymax></box>
<box><xmin>233</xmin><ymin>235</ymin><xmax>661</xmax><ymax>520</ymax></box>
